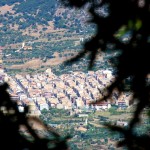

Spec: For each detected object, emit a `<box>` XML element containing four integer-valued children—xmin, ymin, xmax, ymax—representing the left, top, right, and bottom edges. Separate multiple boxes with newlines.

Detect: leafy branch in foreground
<box><xmin>0</xmin><ymin>83</ymin><xmax>69</xmax><ymax>150</ymax></box>
<box><xmin>61</xmin><ymin>0</ymin><xmax>150</xmax><ymax>149</ymax></box>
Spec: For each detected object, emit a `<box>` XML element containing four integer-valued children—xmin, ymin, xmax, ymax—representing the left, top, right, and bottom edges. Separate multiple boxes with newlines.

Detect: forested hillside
<box><xmin>0</xmin><ymin>0</ymin><xmax>92</xmax><ymax>42</ymax></box>
<box><xmin>0</xmin><ymin>0</ymin><xmax>99</xmax><ymax>74</ymax></box>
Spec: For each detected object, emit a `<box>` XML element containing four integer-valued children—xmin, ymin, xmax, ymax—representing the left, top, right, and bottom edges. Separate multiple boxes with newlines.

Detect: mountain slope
<box><xmin>0</xmin><ymin>0</ymin><xmax>100</xmax><ymax>75</ymax></box>
<box><xmin>0</xmin><ymin>0</ymin><xmax>94</xmax><ymax>47</ymax></box>
<box><xmin>0</xmin><ymin>1</ymin><xmax>91</xmax><ymax>33</ymax></box>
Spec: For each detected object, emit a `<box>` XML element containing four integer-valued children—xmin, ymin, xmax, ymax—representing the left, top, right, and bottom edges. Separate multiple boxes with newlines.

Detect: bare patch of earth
<box><xmin>8</xmin><ymin>55</ymin><xmax>75</xmax><ymax>69</ymax></box>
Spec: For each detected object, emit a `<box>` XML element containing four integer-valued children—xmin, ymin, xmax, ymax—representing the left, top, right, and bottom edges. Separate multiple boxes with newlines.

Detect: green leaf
<box><xmin>128</xmin><ymin>20</ymin><xmax>134</xmax><ymax>29</ymax></box>
<box><xmin>115</xmin><ymin>25</ymin><xmax>127</xmax><ymax>38</ymax></box>
<box><xmin>135</xmin><ymin>19</ymin><xmax>142</xmax><ymax>31</ymax></box>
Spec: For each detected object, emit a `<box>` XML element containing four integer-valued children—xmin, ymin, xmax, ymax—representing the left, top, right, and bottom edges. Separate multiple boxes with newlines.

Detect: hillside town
<box><xmin>0</xmin><ymin>65</ymin><xmax>133</xmax><ymax>116</ymax></box>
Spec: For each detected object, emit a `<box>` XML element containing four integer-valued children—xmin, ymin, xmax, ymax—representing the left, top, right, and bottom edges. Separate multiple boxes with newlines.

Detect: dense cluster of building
<box><xmin>0</xmin><ymin>66</ymin><xmax>133</xmax><ymax>116</ymax></box>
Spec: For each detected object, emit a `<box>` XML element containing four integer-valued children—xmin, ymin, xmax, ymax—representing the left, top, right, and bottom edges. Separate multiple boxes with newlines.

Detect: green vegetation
<box><xmin>38</xmin><ymin>108</ymin><xmax>149</xmax><ymax>149</ymax></box>
<box><xmin>0</xmin><ymin>0</ymin><xmax>108</xmax><ymax>75</ymax></box>
<box><xmin>0</xmin><ymin>0</ymin><xmax>92</xmax><ymax>37</ymax></box>
<box><xmin>0</xmin><ymin>29</ymin><xmax>35</xmax><ymax>46</ymax></box>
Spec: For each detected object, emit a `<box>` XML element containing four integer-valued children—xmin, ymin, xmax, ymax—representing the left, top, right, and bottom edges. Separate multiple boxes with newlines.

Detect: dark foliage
<box><xmin>61</xmin><ymin>0</ymin><xmax>150</xmax><ymax>149</ymax></box>
<box><xmin>0</xmin><ymin>83</ymin><xmax>69</xmax><ymax>150</ymax></box>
